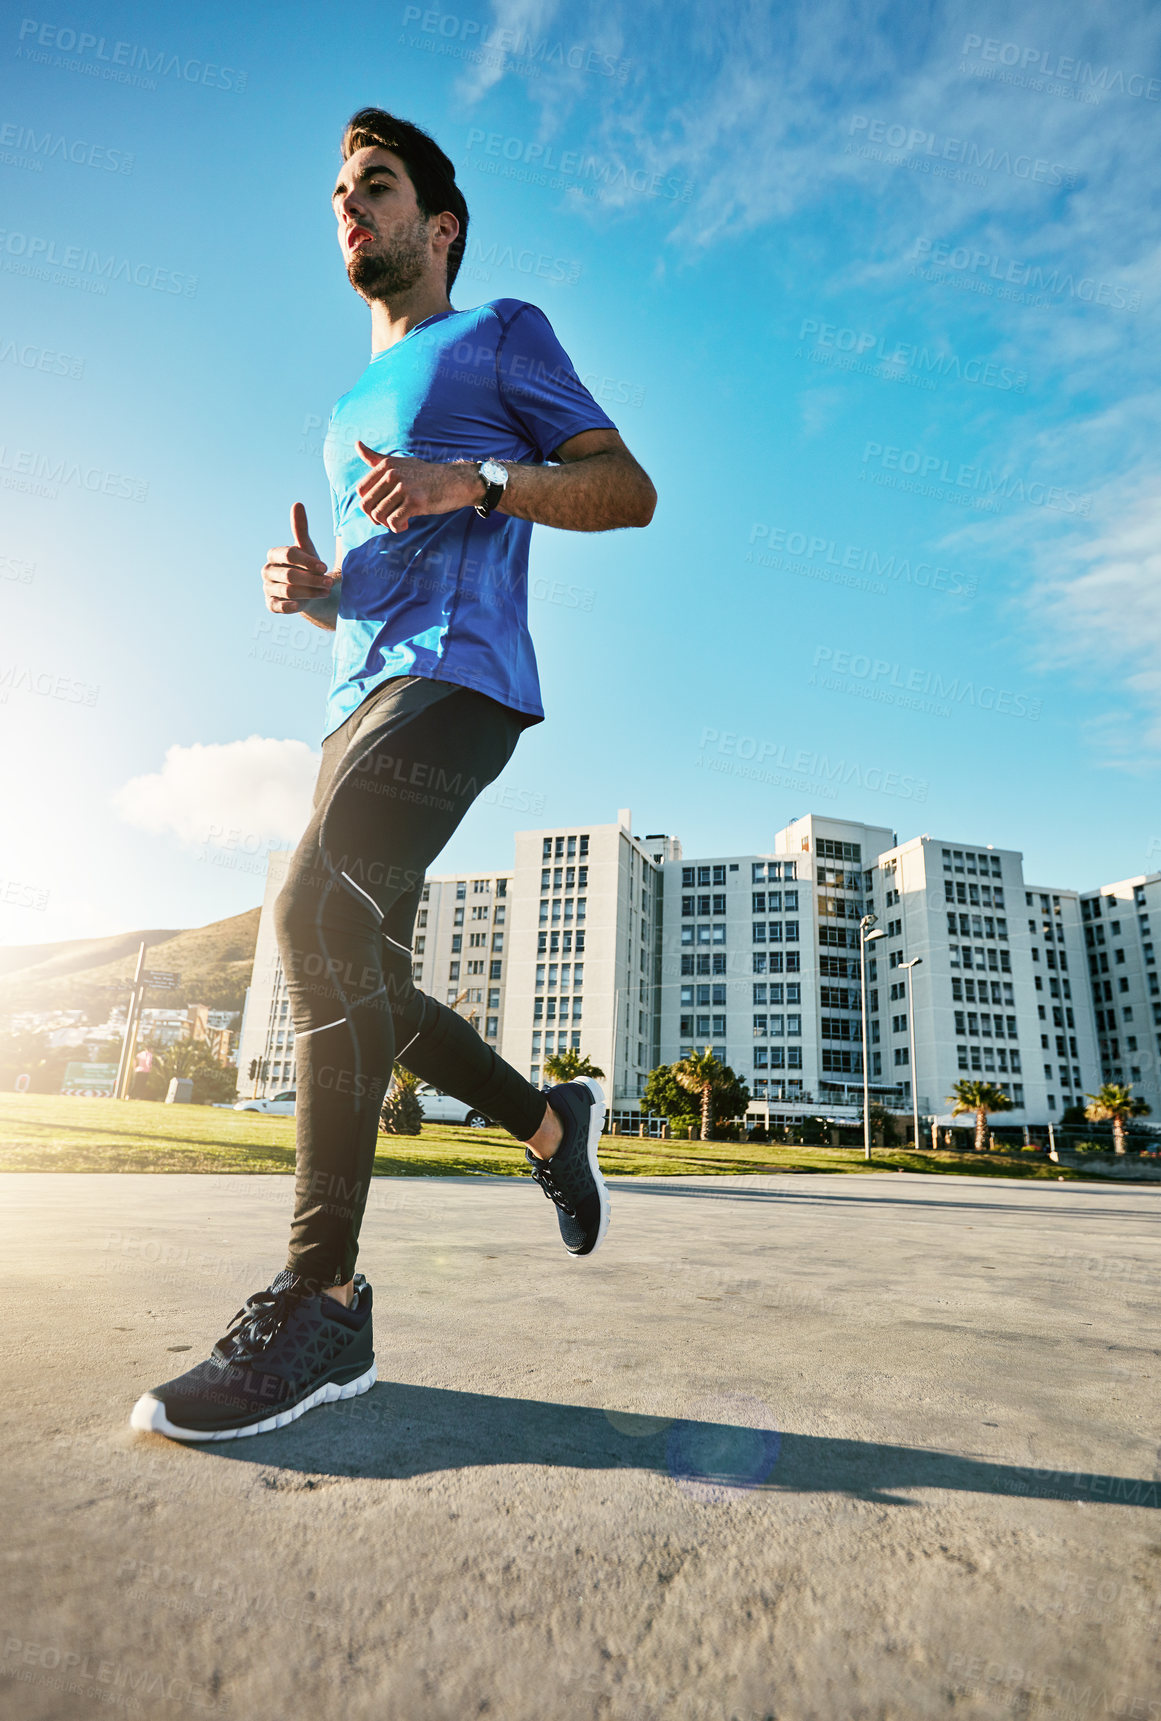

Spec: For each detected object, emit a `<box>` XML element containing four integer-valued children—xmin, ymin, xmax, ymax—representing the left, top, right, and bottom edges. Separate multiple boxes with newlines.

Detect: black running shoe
<box><xmin>525</xmin><ymin>1077</ymin><xmax>609</xmax><ymax>1256</ymax></box>
<box><xmin>129</xmin><ymin>1270</ymin><xmax>375</xmax><ymax>1442</ymax></box>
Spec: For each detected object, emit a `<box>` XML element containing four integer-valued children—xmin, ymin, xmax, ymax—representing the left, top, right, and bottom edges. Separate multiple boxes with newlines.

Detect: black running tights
<box><xmin>273</xmin><ymin>675</ymin><xmax>550</xmax><ymax>1289</ymax></box>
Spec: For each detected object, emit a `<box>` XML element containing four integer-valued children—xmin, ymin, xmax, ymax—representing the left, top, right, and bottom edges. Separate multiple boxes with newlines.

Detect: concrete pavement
<box><xmin>1</xmin><ymin>1169</ymin><xmax>1159</xmax><ymax>1721</ymax></box>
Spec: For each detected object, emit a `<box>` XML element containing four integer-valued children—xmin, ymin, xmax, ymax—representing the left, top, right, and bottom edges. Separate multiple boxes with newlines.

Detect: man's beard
<box><xmin>347</xmin><ymin>221</ymin><xmax>428</xmax><ymax>301</ymax></box>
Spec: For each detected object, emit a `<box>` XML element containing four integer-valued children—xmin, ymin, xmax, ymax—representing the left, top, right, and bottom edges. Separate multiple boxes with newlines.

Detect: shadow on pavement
<box><xmin>197</xmin><ymin>1382</ymin><xmax>1160</xmax><ymax>1509</ymax></box>
<box><xmin>609</xmin><ymin>1181</ymin><xmax>1161</xmax><ymax>1222</ymax></box>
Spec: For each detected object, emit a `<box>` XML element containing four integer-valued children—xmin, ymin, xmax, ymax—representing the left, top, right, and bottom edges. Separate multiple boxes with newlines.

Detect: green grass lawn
<box><xmin>0</xmin><ymin>1091</ymin><xmax>1128</xmax><ymax>1181</ymax></box>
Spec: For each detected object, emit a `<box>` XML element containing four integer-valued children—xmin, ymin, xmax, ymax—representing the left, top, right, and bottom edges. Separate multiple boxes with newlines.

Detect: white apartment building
<box><xmin>1078</xmin><ymin>871</ymin><xmax>1161</xmax><ymax>1122</ymax></box>
<box><xmin>236</xmin><ymin>849</ymin><xmax>293</xmax><ymax>1095</ymax></box>
<box><xmin>413</xmin><ymin>865</ymin><xmax>514</xmax><ymax>1042</ymax></box>
<box><xmin>500</xmin><ymin>811</ymin><xmax>680</xmax><ymax>1107</ymax></box>
<box><xmin>658</xmin><ymin>811</ymin><xmax>1101</xmax><ymax>1126</ymax></box>
<box><xmin>865</xmin><ymin>834</ymin><xmax>1097</xmax><ymax>1125</ymax></box>
<box><xmin>236</xmin><ymin>810</ymin><xmax>1139</xmax><ymax>1128</ymax></box>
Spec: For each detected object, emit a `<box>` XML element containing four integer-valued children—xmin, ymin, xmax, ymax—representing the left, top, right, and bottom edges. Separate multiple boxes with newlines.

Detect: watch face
<box><xmin>480</xmin><ymin>460</ymin><xmax>507</xmax><ymax>485</ymax></box>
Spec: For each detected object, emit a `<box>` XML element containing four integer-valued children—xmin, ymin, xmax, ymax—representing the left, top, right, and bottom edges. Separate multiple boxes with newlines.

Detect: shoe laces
<box><xmin>527</xmin><ymin>1155</ymin><xmax>576</xmax><ymax>1219</ymax></box>
<box><xmin>213</xmin><ymin>1281</ymin><xmax>305</xmax><ymax>1365</ymax></box>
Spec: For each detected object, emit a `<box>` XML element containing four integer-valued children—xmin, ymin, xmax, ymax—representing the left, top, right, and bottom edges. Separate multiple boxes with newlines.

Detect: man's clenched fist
<box><xmin>261</xmin><ymin>503</ymin><xmax>334</xmax><ymax>614</ymax></box>
<box><xmin>354</xmin><ymin>441</ymin><xmax>484</xmax><ymax>532</ymax></box>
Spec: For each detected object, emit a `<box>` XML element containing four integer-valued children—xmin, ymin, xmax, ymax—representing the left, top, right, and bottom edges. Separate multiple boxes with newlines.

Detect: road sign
<box><xmin>61</xmin><ymin>1061</ymin><xmax>118</xmax><ymax>1097</ymax></box>
<box><xmin>141</xmin><ymin>970</ymin><xmax>180</xmax><ymax>990</ymax></box>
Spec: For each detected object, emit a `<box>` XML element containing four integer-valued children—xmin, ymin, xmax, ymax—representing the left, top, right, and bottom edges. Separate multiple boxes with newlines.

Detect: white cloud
<box><xmin>455</xmin><ymin>0</ymin><xmax>563</xmax><ymax>104</ymax></box>
<box><xmin>113</xmin><ymin>736</ymin><xmax>319</xmax><ymax>848</ymax></box>
<box><xmin>939</xmin><ymin>458</ymin><xmax>1161</xmax><ymax>765</ymax></box>
<box><xmin>1030</xmin><ymin>476</ymin><xmax>1161</xmax><ymax>756</ymax></box>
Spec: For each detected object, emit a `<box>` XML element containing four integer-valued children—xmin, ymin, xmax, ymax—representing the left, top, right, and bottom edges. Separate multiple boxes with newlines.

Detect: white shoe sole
<box><xmin>574</xmin><ymin>1076</ymin><xmax>610</xmax><ymax>1256</ymax></box>
<box><xmin>129</xmin><ymin>1359</ymin><xmax>377</xmax><ymax>1442</ymax></box>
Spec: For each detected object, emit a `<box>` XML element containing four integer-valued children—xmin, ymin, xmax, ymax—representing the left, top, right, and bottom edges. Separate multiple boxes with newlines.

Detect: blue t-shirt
<box><xmin>321</xmin><ymin>297</ymin><xmax>617</xmax><ymax>739</ymax></box>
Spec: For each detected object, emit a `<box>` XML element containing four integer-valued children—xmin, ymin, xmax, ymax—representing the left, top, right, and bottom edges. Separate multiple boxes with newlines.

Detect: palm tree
<box><xmin>1084</xmin><ymin>1082</ymin><xmax>1151</xmax><ymax>1155</ymax></box>
<box><xmin>675</xmin><ymin>1047</ymin><xmax>722</xmax><ymax>1142</ymax></box>
<box><xmin>542</xmin><ymin>1047</ymin><xmax>605</xmax><ymax>1085</ymax></box>
<box><xmin>380</xmin><ymin>1065</ymin><xmax>423</xmax><ymax>1135</ymax></box>
<box><xmin>948</xmin><ymin>1079</ymin><xmax>1014</xmax><ymax>1153</ymax></box>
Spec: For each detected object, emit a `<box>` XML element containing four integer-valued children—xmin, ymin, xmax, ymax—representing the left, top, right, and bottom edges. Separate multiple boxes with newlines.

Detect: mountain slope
<box><xmin>0</xmin><ymin>929</ymin><xmax>181</xmax><ymax>983</ymax></box>
<box><xmin>0</xmin><ymin>909</ymin><xmax>261</xmax><ymax>1020</ymax></box>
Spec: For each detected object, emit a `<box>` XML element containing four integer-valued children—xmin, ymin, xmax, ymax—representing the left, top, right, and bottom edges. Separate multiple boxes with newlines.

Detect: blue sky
<box><xmin>2</xmin><ymin>0</ymin><xmax>1160</xmax><ymax>943</ymax></box>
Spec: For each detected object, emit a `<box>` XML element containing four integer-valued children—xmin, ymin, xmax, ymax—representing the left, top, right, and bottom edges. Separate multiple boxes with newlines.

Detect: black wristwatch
<box><xmin>474</xmin><ymin>459</ymin><xmax>509</xmax><ymax>518</ymax></box>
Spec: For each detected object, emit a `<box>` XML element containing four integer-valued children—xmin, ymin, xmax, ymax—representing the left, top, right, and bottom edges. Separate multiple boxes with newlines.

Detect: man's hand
<box><xmin>262</xmin><ymin>504</ymin><xmax>334</xmax><ymax>614</ymax></box>
<box><xmin>355</xmin><ymin>441</ymin><xmax>482</xmax><ymax>532</ymax></box>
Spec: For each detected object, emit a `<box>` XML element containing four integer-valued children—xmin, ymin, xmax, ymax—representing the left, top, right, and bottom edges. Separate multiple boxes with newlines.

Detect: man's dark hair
<box><xmin>341</xmin><ymin>108</ymin><xmax>469</xmax><ymax>290</ymax></box>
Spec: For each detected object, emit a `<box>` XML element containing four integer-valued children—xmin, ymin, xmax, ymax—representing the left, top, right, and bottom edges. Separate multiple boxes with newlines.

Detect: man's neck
<box><xmin>368</xmin><ymin>285</ymin><xmax>453</xmax><ymax>355</ymax></box>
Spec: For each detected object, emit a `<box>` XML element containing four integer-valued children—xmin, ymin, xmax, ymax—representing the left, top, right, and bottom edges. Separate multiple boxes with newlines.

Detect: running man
<box><xmin>131</xmin><ymin>109</ymin><xmax>655</xmax><ymax>1441</ymax></box>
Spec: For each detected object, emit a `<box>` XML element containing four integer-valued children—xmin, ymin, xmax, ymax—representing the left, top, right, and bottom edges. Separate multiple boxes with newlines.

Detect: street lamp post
<box><xmin>859</xmin><ymin>915</ymin><xmax>886</xmax><ymax>1161</ymax></box>
<box><xmin>900</xmin><ymin>955</ymin><xmax>923</xmax><ymax>1153</ymax></box>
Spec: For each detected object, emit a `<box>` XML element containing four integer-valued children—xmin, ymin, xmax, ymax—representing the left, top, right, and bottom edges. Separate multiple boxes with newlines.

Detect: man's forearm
<box><xmin>300</xmin><ymin>579</ymin><xmax>341</xmax><ymax>631</ymax></box>
<box><xmin>495</xmin><ymin>450</ymin><xmax>656</xmax><ymax>532</ymax></box>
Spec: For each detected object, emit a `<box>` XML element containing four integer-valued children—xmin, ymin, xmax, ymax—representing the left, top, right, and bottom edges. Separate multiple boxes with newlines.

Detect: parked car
<box><xmin>416</xmin><ymin>1084</ymin><xmax>492</xmax><ymax>1128</ymax></box>
<box><xmin>234</xmin><ymin>1089</ymin><xmax>297</xmax><ymax>1116</ymax></box>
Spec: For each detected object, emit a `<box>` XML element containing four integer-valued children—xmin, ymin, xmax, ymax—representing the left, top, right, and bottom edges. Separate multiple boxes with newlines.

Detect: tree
<box><xmin>380</xmin><ymin>1065</ymin><xmax>424</xmax><ymax>1135</ymax></box>
<box><xmin>858</xmin><ymin>1101</ymin><xmax>897</xmax><ymax>1146</ymax></box>
<box><xmin>948</xmin><ymin>1079</ymin><xmax>1014</xmax><ymax>1153</ymax></box>
<box><xmin>0</xmin><ymin>1030</ymin><xmax>71</xmax><ymax>1094</ymax></box>
<box><xmin>644</xmin><ymin>1056</ymin><xmax>750</xmax><ymax>1139</ymax></box>
<box><xmin>140</xmin><ymin>1040</ymin><xmax>236</xmax><ymax>1105</ymax></box>
<box><xmin>675</xmin><ymin>1049</ymin><xmax>719</xmax><ymax>1140</ymax></box>
<box><xmin>671</xmin><ymin>1047</ymin><xmax>750</xmax><ymax>1142</ymax></box>
<box><xmin>542</xmin><ymin>1047</ymin><xmax>605</xmax><ymax>1085</ymax></box>
<box><xmin>642</xmin><ymin>1063</ymin><xmax>699</xmax><ymax>1126</ymax></box>
<box><xmin>1084</xmin><ymin>1083</ymin><xmax>1151</xmax><ymax>1155</ymax></box>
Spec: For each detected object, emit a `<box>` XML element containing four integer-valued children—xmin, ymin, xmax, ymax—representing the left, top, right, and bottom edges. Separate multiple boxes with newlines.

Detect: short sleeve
<box><xmin>495</xmin><ymin>304</ymin><xmax>618</xmax><ymax>460</ymax></box>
